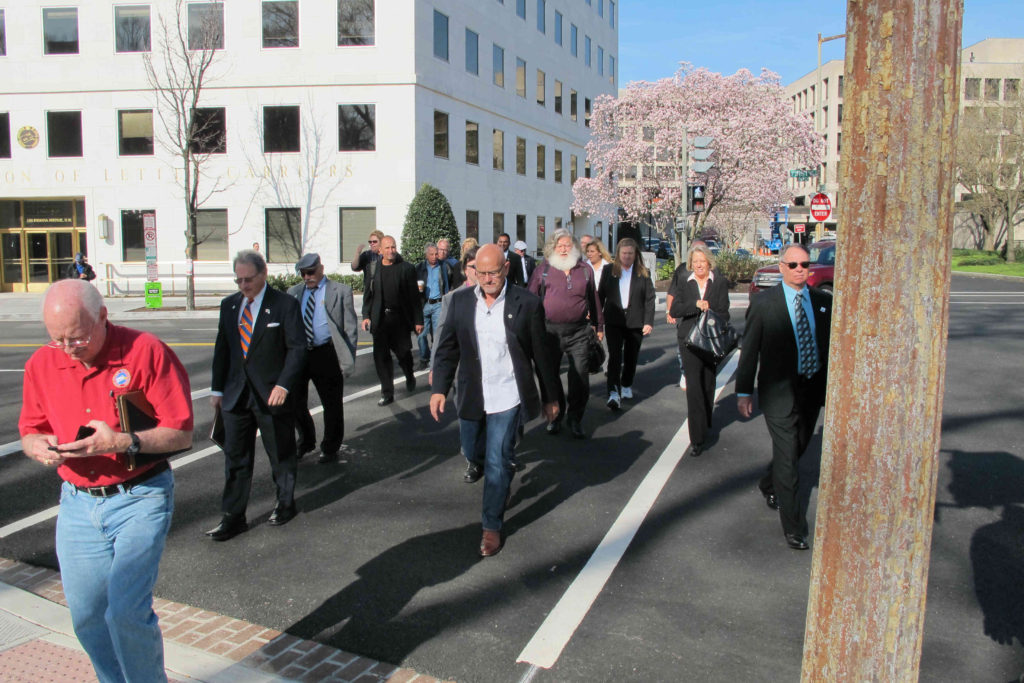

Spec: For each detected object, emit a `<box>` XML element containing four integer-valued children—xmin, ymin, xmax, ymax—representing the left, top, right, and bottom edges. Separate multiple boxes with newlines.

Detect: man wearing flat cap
<box><xmin>287</xmin><ymin>254</ymin><xmax>358</xmax><ymax>464</ymax></box>
<box><xmin>513</xmin><ymin>240</ymin><xmax>536</xmax><ymax>284</ymax></box>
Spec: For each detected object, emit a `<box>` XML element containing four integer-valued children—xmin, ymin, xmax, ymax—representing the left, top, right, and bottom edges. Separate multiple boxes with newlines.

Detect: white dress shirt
<box><xmin>474</xmin><ymin>283</ymin><xmax>520</xmax><ymax>414</ymax></box>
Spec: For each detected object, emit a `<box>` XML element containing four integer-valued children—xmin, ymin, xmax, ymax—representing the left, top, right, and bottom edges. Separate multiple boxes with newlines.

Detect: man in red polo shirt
<box><xmin>20</xmin><ymin>279</ymin><xmax>193</xmax><ymax>683</ymax></box>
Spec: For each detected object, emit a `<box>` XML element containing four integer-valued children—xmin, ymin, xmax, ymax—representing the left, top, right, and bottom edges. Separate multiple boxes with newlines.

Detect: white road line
<box><xmin>0</xmin><ymin>369</ymin><xmax>25</xmax><ymax>372</ymax></box>
<box><xmin>516</xmin><ymin>352</ymin><xmax>741</xmax><ymax>672</ymax></box>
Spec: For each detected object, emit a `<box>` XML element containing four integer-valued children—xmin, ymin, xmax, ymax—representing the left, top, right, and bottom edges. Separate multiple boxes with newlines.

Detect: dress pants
<box><xmin>373</xmin><ymin>311</ymin><xmax>415</xmax><ymax>398</ymax></box>
<box><xmin>679</xmin><ymin>340</ymin><xmax>718</xmax><ymax>447</ymax></box>
<box><xmin>606</xmin><ymin>324</ymin><xmax>644</xmax><ymax>392</ymax></box>
<box><xmin>544</xmin><ymin>321</ymin><xmax>591</xmax><ymax>424</ymax></box>
<box><xmin>758</xmin><ymin>386</ymin><xmax>822</xmax><ymax>537</ymax></box>
<box><xmin>221</xmin><ymin>386</ymin><xmax>297</xmax><ymax>518</ymax></box>
<box><xmin>294</xmin><ymin>343</ymin><xmax>344</xmax><ymax>454</ymax></box>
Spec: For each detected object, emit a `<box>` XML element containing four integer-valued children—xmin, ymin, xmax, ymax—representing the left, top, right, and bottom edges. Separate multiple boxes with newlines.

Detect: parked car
<box><xmin>733</xmin><ymin>248</ymin><xmax>754</xmax><ymax>259</ymax></box>
<box><xmin>748</xmin><ymin>240</ymin><xmax>836</xmax><ymax>294</ymax></box>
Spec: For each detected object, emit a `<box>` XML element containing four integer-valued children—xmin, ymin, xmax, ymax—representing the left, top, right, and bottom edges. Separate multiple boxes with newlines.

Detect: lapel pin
<box><xmin>819</xmin><ymin>307</ymin><xmax>826</xmax><ymax>313</ymax></box>
<box><xmin>265</xmin><ymin>309</ymin><xmax>271</xmax><ymax>315</ymax></box>
<box><xmin>507</xmin><ymin>313</ymin><xmax>513</xmax><ymax>319</ymax></box>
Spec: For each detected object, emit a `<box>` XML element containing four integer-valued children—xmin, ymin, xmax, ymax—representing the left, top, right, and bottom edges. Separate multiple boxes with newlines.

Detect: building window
<box><xmin>554</xmin><ymin>80</ymin><xmax>563</xmax><ymax>114</ymax></box>
<box><xmin>516</xmin><ymin>214</ymin><xmax>526</xmax><ymax>241</ymax></box>
<box><xmin>570</xmin><ymin>24</ymin><xmax>577</xmax><ymax>57</ymax></box>
<box><xmin>598</xmin><ymin>46</ymin><xmax>604</xmax><ymax>76</ymax></box>
<box><xmin>837</xmin><ymin>103</ymin><xmax>843</xmax><ymax>125</ymax></box>
<box><xmin>536</xmin><ymin>144</ymin><xmax>545</xmax><ymax>179</ymax></box>
<box><xmin>585</xmin><ymin>98</ymin><xmax>591</xmax><ymax>127</ymax></box>
<box><xmin>265</xmin><ymin>208</ymin><xmax>302</xmax><ymax>263</ymax></box>
<box><xmin>433</xmin><ymin>10</ymin><xmax>448</xmax><ymax>61</ymax></box>
<box><xmin>823</xmin><ymin>77</ymin><xmax>829</xmax><ymax>100</ymax></box>
<box><xmin>43</xmin><ymin>8</ymin><xmax>79</xmax><ymax>54</ymax></box>
<box><xmin>584</xmin><ymin>35</ymin><xmax>591</xmax><ymax>67</ymax></box>
<box><xmin>340</xmin><ymin>207</ymin><xmax>376</xmax><ymax>260</ymax></box>
<box><xmin>46</xmin><ymin>111</ymin><xmax>82</xmax><ymax>158</ymax></box>
<box><xmin>598</xmin><ymin>0</ymin><xmax>604</xmax><ymax>17</ymax></box>
<box><xmin>1005</xmin><ymin>79</ymin><xmax>1021</xmax><ymax>100</ymax></box>
<box><xmin>121</xmin><ymin>210</ymin><xmax>153</xmax><ymax>262</ymax></box>
<box><xmin>0</xmin><ymin>113</ymin><xmax>11</xmax><ymax>159</ymax></box>
<box><xmin>823</xmin><ymin>106</ymin><xmax>829</xmax><ymax>128</ymax></box>
<box><xmin>609</xmin><ymin>55</ymin><xmax>615</xmax><ymax>86</ymax></box>
<box><xmin>536</xmin><ymin>216</ymin><xmax>545</xmax><ymax>247</ymax></box>
<box><xmin>465</xmin><ymin>121</ymin><xmax>479</xmax><ymax>165</ymax></box>
<box><xmin>338</xmin><ymin>104</ymin><xmax>375</xmax><ymax>151</ymax></box>
<box><xmin>434</xmin><ymin>110</ymin><xmax>449</xmax><ymax>158</ymax></box>
<box><xmin>263</xmin><ymin>1</ymin><xmax>299</xmax><ymax>48</ymax></box>
<box><xmin>516</xmin><ymin>0</ymin><xmax>525</xmax><ymax>20</ymax></box>
<box><xmin>492</xmin><ymin>212</ymin><xmax>504</xmax><ymax>244</ymax></box>
<box><xmin>466</xmin><ymin>210</ymin><xmax>479</xmax><ymax>241</ymax></box>
<box><xmin>0</xmin><ymin>10</ymin><xmax>6</xmax><ymax>56</ymax></box>
<box><xmin>554</xmin><ymin>150</ymin><xmax>562</xmax><ymax>183</ymax></box>
<box><xmin>263</xmin><ymin>106</ymin><xmax>300</xmax><ymax>153</ymax></box>
<box><xmin>465</xmin><ymin>28</ymin><xmax>479</xmax><ymax>75</ymax></box>
<box><xmin>536</xmin><ymin>69</ymin><xmax>545</xmax><ymax>106</ymax></box>
<box><xmin>196</xmin><ymin>209</ymin><xmax>228</xmax><ymax>261</ymax></box>
<box><xmin>610</xmin><ymin>0</ymin><xmax>615</xmax><ymax>27</ymax></box>
<box><xmin>188</xmin><ymin>2</ymin><xmax>224</xmax><ymax>50</ymax></box>
<box><xmin>570</xmin><ymin>89</ymin><xmax>578</xmax><ymax>121</ymax></box>
<box><xmin>585</xmin><ymin>159</ymin><xmax>591</xmax><ymax>178</ymax></box>
<box><xmin>985</xmin><ymin>78</ymin><xmax>1001</xmax><ymax>101</ymax></box>
<box><xmin>493</xmin><ymin>44</ymin><xmax>504</xmax><ymax>87</ymax></box>
<box><xmin>516</xmin><ymin>136</ymin><xmax>526</xmax><ymax>175</ymax></box>
<box><xmin>516</xmin><ymin>58</ymin><xmax>527</xmax><ymax>98</ymax></box>
<box><xmin>838</xmin><ymin>75</ymin><xmax>844</xmax><ymax>97</ymax></box>
<box><xmin>191</xmin><ymin>107</ymin><xmax>227</xmax><ymax>154</ymax></box>
<box><xmin>554</xmin><ymin>11</ymin><xmax>562</xmax><ymax>46</ymax></box>
<box><xmin>836</xmin><ymin>132</ymin><xmax>842</xmax><ymax>154</ymax></box>
<box><xmin>570</xmin><ymin>154</ymin><xmax>578</xmax><ymax>184</ymax></box>
<box><xmin>492</xmin><ymin>129</ymin><xmax>504</xmax><ymax>171</ymax></box>
<box><xmin>114</xmin><ymin>5</ymin><xmax>151</xmax><ymax>53</ymax></box>
<box><xmin>964</xmin><ymin>78</ymin><xmax>981</xmax><ymax>100</ymax></box>
<box><xmin>338</xmin><ymin>0</ymin><xmax>374</xmax><ymax>46</ymax></box>
<box><xmin>118</xmin><ymin>109</ymin><xmax>154</xmax><ymax>156</ymax></box>
<box><xmin>537</xmin><ymin>0</ymin><xmax>545</xmax><ymax>33</ymax></box>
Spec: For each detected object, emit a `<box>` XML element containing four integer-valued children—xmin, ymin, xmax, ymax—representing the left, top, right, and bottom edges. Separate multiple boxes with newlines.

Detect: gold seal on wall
<box><xmin>18</xmin><ymin>127</ymin><xmax>40</xmax><ymax>149</ymax></box>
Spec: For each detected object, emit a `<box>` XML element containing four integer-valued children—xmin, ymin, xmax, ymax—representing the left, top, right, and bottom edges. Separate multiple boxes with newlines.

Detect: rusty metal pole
<box><xmin>801</xmin><ymin>1</ymin><xmax>963</xmax><ymax>680</ymax></box>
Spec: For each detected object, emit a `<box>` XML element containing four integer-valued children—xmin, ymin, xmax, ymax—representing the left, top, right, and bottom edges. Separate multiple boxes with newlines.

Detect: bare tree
<box><xmin>143</xmin><ymin>0</ymin><xmax>225</xmax><ymax>309</ymax></box>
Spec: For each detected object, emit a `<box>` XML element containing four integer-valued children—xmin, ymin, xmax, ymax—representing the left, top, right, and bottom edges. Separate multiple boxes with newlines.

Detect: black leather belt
<box><xmin>384</xmin><ymin>307</ymin><xmax>398</xmax><ymax>314</ymax></box>
<box><xmin>74</xmin><ymin>460</ymin><xmax>170</xmax><ymax>497</ymax></box>
<box><xmin>427</xmin><ymin>297</ymin><xmax>442</xmax><ymax>304</ymax></box>
<box><xmin>307</xmin><ymin>341</ymin><xmax>331</xmax><ymax>351</ymax></box>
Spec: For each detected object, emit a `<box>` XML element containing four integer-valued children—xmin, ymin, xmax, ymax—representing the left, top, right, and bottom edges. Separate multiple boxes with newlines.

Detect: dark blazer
<box><xmin>212</xmin><ymin>286</ymin><xmax>307</xmax><ymax>414</ymax></box>
<box><xmin>506</xmin><ymin>251</ymin><xmax>525</xmax><ymax>287</ymax></box>
<box><xmin>735</xmin><ymin>284</ymin><xmax>832</xmax><ymax>417</ymax></box>
<box><xmin>667</xmin><ymin>266</ymin><xmax>731</xmax><ymax>339</ymax></box>
<box><xmin>522</xmin><ymin>254</ymin><xmax>537</xmax><ymax>282</ymax></box>
<box><xmin>598</xmin><ymin>263</ymin><xmax>656</xmax><ymax>329</ymax></box>
<box><xmin>431</xmin><ymin>284</ymin><xmax>560</xmax><ymax>421</ymax></box>
<box><xmin>414</xmin><ymin>259</ymin><xmax>453</xmax><ymax>304</ymax></box>
<box><xmin>361</xmin><ymin>257</ymin><xmax>424</xmax><ymax>332</ymax></box>
<box><xmin>287</xmin><ymin>278</ymin><xmax>359</xmax><ymax>376</ymax></box>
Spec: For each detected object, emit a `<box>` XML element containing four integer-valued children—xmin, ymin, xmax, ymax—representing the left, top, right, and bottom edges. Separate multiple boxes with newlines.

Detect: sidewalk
<box><xmin>0</xmin><ymin>558</ymin><xmax>448</xmax><ymax>683</ymax></box>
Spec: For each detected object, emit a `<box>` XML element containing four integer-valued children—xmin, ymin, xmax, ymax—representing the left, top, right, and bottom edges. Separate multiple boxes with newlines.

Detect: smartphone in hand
<box><xmin>48</xmin><ymin>425</ymin><xmax>96</xmax><ymax>451</ymax></box>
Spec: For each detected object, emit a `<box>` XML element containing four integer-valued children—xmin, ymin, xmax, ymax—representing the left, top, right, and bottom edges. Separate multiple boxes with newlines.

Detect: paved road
<box><xmin>0</xmin><ymin>275</ymin><xmax>1022</xmax><ymax>682</ymax></box>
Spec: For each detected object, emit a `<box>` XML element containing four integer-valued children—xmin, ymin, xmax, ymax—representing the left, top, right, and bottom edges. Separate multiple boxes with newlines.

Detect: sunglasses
<box><xmin>782</xmin><ymin>261</ymin><xmax>811</xmax><ymax>270</ymax></box>
<box><xmin>234</xmin><ymin>275</ymin><xmax>261</xmax><ymax>285</ymax></box>
<box><xmin>300</xmin><ymin>268</ymin><xmax>317</xmax><ymax>276</ymax></box>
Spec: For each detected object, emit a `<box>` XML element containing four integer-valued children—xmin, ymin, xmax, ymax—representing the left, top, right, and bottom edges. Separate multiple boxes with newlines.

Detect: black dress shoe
<box><xmin>463</xmin><ymin>462</ymin><xmax>483</xmax><ymax>483</ymax></box>
<box><xmin>406</xmin><ymin>375</ymin><xmax>417</xmax><ymax>391</ymax></box>
<box><xmin>206</xmin><ymin>516</ymin><xmax>247</xmax><ymax>542</ymax></box>
<box><xmin>378</xmin><ymin>395</ymin><xmax>394</xmax><ymax>406</ymax></box>
<box><xmin>568</xmin><ymin>419</ymin><xmax>586</xmax><ymax>439</ymax></box>
<box><xmin>268</xmin><ymin>503</ymin><xmax>297</xmax><ymax>526</ymax></box>
<box><xmin>687</xmin><ymin>442</ymin><xmax>704</xmax><ymax>457</ymax></box>
<box><xmin>785</xmin><ymin>533</ymin><xmax>809</xmax><ymax>550</ymax></box>
<box><xmin>318</xmin><ymin>451</ymin><xmax>338</xmax><ymax>464</ymax></box>
<box><xmin>763</xmin><ymin>492</ymin><xmax>779</xmax><ymax>510</ymax></box>
<box><xmin>545</xmin><ymin>421</ymin><xmax>561</xmax><ymax>435</ymax></box>
<box><xmin>296</xmin><ymin>442</ymin><xmax>315</xmax><ymax>460</ymax></box>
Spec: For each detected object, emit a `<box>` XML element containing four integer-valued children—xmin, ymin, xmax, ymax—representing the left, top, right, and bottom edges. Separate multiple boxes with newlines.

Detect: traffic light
<box><xmin>688</xmin><ymin>184</ymin><xmax>706</xmax><ymax>213</ymax></box>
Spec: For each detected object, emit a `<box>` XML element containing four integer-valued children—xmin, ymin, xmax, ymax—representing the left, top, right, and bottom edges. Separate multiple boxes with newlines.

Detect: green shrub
<box><xmin>401</xmin><ymin>183</ymin><xmax>461</xmax><ymax>262</ymax></box>
<box><xmin>268</xmin><ymin>272</ymin><xmax>364</xmax><ymax>293</ymax></box>
<box><xmin>327</xmin><ymin>273</ymin><xmax>364</xmax><ymax>293</ymax></box>
<box><xmin>715</xmin><ymin>252</ymin><xmax>761</xmax><ymax>283</ymax></box>
<box><xmin>656</xmin><ymin>259</ymin><xmax>677</xmax><ymax>281</ymax></box>
<box><xmin>957</xmin><ymin>254</ymin><xmax>1004</xmax><ymax>266</ymax></box>
<box><xmin>1015</xmin><ymin>244</ymin><xmax>1024</xmax><ymax>262</ymax></box>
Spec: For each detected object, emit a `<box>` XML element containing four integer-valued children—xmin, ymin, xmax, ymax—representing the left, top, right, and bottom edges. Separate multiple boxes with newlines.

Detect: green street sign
<box><xmin>145</xmin><ymin>282</ymin><xmax>163</xmax><ymax>309</ymax></box>
<box><xmin>789</xmin><ymin>169</ymin><xmax>820</xmax><ymax>179</ymax></box>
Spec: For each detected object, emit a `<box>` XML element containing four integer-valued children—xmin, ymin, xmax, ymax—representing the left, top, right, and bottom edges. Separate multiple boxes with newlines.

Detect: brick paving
<box><xmin>0</xmin><ymin>557</ymin><xmax>452</xmax><ymax>683</ymax></box>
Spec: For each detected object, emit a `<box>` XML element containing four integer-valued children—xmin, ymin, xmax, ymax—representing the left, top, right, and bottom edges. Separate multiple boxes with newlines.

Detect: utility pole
<box><xmin>802</xmin><ymin>0</ymin><xmax>963</xmax><ymax>680</ymax></box>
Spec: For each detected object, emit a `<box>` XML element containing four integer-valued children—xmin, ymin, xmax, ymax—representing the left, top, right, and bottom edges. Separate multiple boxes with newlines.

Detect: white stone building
<box><xmin>0</xmin><ymin>0</ymin><xmax>618</xmax><ymax>293</ymax></box>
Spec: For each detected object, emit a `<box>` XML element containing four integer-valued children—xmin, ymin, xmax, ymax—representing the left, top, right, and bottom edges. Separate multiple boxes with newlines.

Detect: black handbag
<box><xmin>684</xmin><ymin>309</ymin><xmax>738</xmax><ymax>365</ymax></box>
<box><xmin>585</xmin><ymin>327</ymin><xmax>606</xmax><ymax>374</ymax></box>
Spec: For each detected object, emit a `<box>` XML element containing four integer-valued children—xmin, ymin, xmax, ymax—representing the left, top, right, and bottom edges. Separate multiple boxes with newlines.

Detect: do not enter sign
<box><xmin>810</xmin><ymin>193</ymin><xmax>832</xmax><ymax>222</ymax></box>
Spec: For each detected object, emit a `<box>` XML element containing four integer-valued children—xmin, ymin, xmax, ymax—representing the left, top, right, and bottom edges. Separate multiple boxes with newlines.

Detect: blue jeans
<box><xmin>418</xmin><ymin>301</ymin><xmax>442</xmax><ymax>361</ymax></box>
<box><xmin>56</xmin><ymin>468</ymin><xmax>174</xmax><ymax>683</ymax></box>
<box><xmin>459</xmin><ymin>405</ymin><xmax>520</xmax><ymax>531</ymax></box>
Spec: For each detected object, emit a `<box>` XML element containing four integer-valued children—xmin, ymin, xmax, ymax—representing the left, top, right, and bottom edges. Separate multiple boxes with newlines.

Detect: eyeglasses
<box><xmin>47</xmin><ymin>336</ymin><xmax>91</xmax><ymax>349</ymax></box>
<box><xmin>299</xmin><ymin>268</ymin><xmax>317</xmax><ymax>276</ymax></box>
<box><xmin>368</xmin><ymin>239</ymin><xmax>379</xmax><ymax>244</ymax></box>
<box><xmin>476</xmin><ymin>268</ymin><xmax>503</xmax><ymax>279</ymax></box>
<box><xmin>782</xmin><ymin>261</ymin><xmax>811</xmax><ymax>270</ymax></box>
<box><xmin>234</xmin><ymin>275</ymin><xmax>261</xmax><ymax>285</ymax></box>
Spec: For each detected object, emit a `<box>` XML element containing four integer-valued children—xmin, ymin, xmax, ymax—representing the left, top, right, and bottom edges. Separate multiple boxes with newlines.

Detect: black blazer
<box><xmin>598</xmin><ymin>263</ymin><xmax>656</xmax><ymax>329</ymax></box>
<box><xmin>735</xmin><ymin>284</ymin><xmax>832</xmax><ymax>417</ymax></box>
<box><xmin>362</xmin><ymin>258</ymin><xmax>424</xmax><ymax>332</ymax></box>
<box><xmin>430</xmin><ymin>284</ymin><xmax>560</xmax><ymax>421</ymax></box>
<box><xmin>506</xmin><ymin>251</ymin><xmax>525</xmax><ymax>287</ymax></box>
<box><xmin>211</xmin><ymin>286</ymin><xmax>307</xmax><ymax>414</ymax></box>
<box><xmin>667</xmin><ymin>267</ymin><xmax>731</xmax><ymax>339</ymax></box>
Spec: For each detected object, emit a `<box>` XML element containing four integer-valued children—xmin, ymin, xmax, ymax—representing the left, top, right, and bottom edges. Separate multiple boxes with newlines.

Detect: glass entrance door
<box><xmin>0</xmin><ymin>230</ymin><xmax>79</xmax><ymax>292</ymax></box>
<box><xmin>1</xmin><ymin>233</ymin><xmax>23</xmax><ymax>292</ymax></box>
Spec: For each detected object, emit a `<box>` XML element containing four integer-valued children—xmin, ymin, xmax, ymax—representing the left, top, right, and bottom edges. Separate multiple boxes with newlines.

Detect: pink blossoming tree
<box><xmin>573</xmin><ymin>64</ymin><xmax>822</xmax><ymax>244</ymax></box>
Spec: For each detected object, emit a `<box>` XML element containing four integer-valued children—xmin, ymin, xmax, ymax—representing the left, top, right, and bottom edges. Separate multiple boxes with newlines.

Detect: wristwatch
<box><xmin>124</xmin><ymin>432</ymin><xmax>142</xmax><ymax>471</ymax></box>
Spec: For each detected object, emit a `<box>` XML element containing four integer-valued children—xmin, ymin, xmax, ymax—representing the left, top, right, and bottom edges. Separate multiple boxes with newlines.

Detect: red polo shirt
<box><xmin>19</xmin><ymin>322</ymin><xmax>194</xmax><ymax>487</ymax></box>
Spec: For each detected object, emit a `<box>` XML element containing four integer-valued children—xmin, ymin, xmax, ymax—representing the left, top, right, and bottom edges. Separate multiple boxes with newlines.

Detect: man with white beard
<box><xmin>527</xmin><ymin>229</ymin><xmax>603</xmax><ymax>439</ymax></box>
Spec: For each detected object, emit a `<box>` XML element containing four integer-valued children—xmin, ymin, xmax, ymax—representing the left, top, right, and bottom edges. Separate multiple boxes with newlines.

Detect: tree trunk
<box><xmin>801</xmin><ymin>0</ymin><xmax>962</xmax><ymax>680</ymax></box>
<box><xmin>183</xmin><ymin>153</ymin><xmax>196</xmax><ymax>311</ymax></box>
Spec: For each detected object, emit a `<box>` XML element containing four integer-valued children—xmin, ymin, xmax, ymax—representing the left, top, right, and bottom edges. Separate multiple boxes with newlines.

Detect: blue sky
<box><xmin>619</xmin><ymin>0</ymin><xmax>1024</xmax><ymax>86</ymax></box>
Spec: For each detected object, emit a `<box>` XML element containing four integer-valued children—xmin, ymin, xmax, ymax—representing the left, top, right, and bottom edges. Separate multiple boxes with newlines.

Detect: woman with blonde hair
<box><xmin>666</xmin><ymin>243</ymin><xmax>730</xmax><ymax>457</ymax></box>
<box><xmin>451</xmin><ymin>237</ymin><xmax>479</xmax><ymax>288</ymax></box>
<box><xmin>584</xmin><ymin>239</ymin><xmax>613</xmax><ymax>287</ymax></box>
<box><xmin>598</xmin><ymin>238</ymin><xmax>656</xmax><ymax>409</ymax></box>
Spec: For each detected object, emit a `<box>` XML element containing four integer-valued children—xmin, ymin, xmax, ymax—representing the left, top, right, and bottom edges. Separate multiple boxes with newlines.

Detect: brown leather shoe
<box><xmin>479</xmin><ymin>529</ymin><xmax>502</xmax><ymax>557</ymax></box>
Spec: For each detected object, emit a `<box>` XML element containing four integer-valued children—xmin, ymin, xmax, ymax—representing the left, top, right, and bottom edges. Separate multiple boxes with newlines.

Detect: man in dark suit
<box><xmin>497</xmin><ymin>232</ymin><xmax>525</xmax><ymax>286</ymax></box>
<box><xmin>362</xmin><ymin>236</ymin><xmax>424</xmax><ymax>406</ymax></box>
<box><xmin>736</xmin><ymin>244</ymin><xmax>831</xmax><ymax>551</ymax></box>
<box><xmin>513</xmin><ymin>240</ymin><xmax>537</xmax><ymax>283</ymax></box>
<box><xmin>208</xmin><ymin>250</ymin><xmax>306</xmax><ymax>541</ymax></box>
<box><xmin>287</xmin><ymin>253</ymin><xmax>358</xmax><ymax>464</ymax></box>
<box><xmin>430</xmin><ymin>244</ymin><xmax>560</xmax><ymax>557</ymax></box>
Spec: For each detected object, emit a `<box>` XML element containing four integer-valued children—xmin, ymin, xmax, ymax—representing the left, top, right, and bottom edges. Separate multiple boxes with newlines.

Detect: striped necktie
<box><xmin>303</xmin><ymin>289</ymin><xmax>316</xmax><ymax>345</ymax></box>
<box><xmin>794</xmin><ymin>290</ymin><xmax>819</xmax><ymax>378</ymax></box>
<box><xmin>240</xmin><ymin>299</ymin><xmax>254</xmax><ymax>357</ymax></box>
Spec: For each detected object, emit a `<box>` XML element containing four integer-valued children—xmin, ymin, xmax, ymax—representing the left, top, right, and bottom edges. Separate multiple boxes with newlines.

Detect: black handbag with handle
<box><xmin>684</xmin><ymin>309</ymin><xmax>739</xmax><ymax>365</ymax></box>
<box><xmin>585</xmin><ymin>326</ymin><xmax>606</xmax><ymax>374</ymax></box>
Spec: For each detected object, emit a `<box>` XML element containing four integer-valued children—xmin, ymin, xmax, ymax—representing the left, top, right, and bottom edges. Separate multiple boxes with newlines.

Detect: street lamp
<box><xmin>817</xmin><ymin>31</ymin><xmax>846</xmax><ymax>191</ymax></box>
